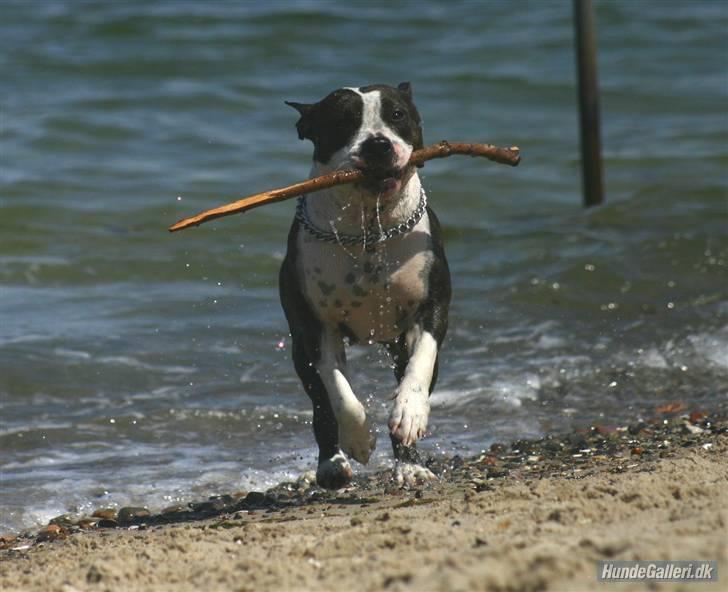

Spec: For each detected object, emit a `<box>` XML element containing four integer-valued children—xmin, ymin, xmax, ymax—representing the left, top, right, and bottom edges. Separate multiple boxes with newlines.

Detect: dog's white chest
<box><xmin>297</xmin><ymin>215</ymin><xmax>433</xmax><ymax>343</ymax></box>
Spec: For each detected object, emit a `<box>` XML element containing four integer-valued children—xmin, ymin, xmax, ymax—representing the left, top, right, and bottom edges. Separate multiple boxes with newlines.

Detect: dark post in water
<box><xmin>573</xmin><ymin>0</ymin><xmax>605</xmax><ymax>207</ymax></box>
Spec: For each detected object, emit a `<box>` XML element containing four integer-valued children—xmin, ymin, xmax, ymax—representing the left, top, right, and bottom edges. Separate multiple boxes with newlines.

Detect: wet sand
<box><xmin>1</xmin><ymin>407</ymin><xmax>726</xmax><ymax>592</ymax></box>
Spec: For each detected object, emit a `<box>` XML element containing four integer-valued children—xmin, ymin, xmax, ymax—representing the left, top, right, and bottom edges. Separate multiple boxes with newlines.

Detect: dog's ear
<box><xmin>285</xmin><ymin>101</ymin><xmax>315</xmax><ymax>141</ymax></box>
<box><xmin>397</xmin><ymin>82</ymin><xmax>412</xmax><ymax>98</ymax></box>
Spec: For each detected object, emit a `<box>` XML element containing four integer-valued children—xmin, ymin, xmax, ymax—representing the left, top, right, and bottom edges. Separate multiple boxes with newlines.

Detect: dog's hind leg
<box><xmin>291</xmin><ymin>336</ymin><xmax>353</xmax><ymax>489</ymax></box>
<box><xmin>280</xmin><ymin>231</ymin><xmax>374</xmax><ymax>488</ymax></box>
<box><xmin>280</xmin><ymin>233</ymin><xmax>356</xmax><ymax>489</ymax></box>
<box><xmin>316</xmin><ymin>329</ymin><xmax>376</xmax><ymax>466</ymax></box>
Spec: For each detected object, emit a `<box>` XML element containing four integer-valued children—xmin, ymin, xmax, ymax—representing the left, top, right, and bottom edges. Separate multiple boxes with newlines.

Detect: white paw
<box><xmin>388</xmin><ymin>387</ymin><xmax>429</xmax><ymax>446</ymax></box>
<box><xmin>395</xmin><ymin>462</ymin><xmax>437</xmax><ymax>488</ymax></box>
<box><xmin>338</xmin><ymin>399</ymin><xmax>376</xmax><ymax>464</ymax></box>
<box><xmin>316</xmin><ymin>452</ymin><xmax>353</xmax><ymax>490</ymax></box>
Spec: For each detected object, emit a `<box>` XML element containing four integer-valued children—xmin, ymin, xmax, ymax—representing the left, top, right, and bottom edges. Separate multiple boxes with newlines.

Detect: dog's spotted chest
<box><xmin>298</xmin><ymin>215</ymin><xmax>433</xmax><ymax>343</ymax></box>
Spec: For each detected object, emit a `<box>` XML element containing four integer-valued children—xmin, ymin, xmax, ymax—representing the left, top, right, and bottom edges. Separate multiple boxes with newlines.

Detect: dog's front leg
<box><xmin>316</xmin><ymin>330</ymin><xmax>377</xmax><ymax>465</ymax></box>
<box><xmin>388</xmin><ymin>325</ymin><xmax>439</xmax><ymax>486</ymax></box>
<box><xmin>389</xmin><ymin>326</ymin><xmax>438</xmax><ymax>446</ymax></box>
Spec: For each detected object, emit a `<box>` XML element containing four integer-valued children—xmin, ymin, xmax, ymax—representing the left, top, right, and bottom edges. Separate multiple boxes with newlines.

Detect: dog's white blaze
<box><xmin>346</xmin><ymin>88</ymin><xmax>412</xmax><ymax>169</ymax></box>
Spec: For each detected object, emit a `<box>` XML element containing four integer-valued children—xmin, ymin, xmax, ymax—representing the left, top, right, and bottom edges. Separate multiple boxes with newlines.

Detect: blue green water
<box><xmin>1</xmin><ymin>0</ymin><xmax>727</xmax><ymax>533</ymax></box>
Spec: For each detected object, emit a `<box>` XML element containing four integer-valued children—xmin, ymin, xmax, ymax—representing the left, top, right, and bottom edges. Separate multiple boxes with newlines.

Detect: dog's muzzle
<box><xmin>355</xmin><ymin>136</ymin><xmax>408</xmax><ymax>196</ymax></box>
<box><xmin>360</xmin><ymin>136</ymin><xmax>393</xmax><ymax>165</ymax></box>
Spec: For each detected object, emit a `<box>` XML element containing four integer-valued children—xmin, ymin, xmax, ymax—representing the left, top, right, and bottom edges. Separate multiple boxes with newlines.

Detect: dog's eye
<box><xmin>391</xmin><ymin>109</ymin><xmax>406</xmax><ymax>121</ymax></box>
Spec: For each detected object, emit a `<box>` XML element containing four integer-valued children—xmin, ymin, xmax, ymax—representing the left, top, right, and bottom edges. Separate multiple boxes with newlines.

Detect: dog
<box><xmin>279</xmin><ymin>82</ymin><xmax>451</xmax><ymax>488</ymax></box>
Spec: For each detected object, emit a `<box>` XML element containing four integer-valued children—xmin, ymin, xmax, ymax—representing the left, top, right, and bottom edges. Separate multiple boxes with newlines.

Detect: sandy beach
<box><xmin>1</xmin><ymin>407</ymin><xmax>726</xmax><ymax>592</ymax></box>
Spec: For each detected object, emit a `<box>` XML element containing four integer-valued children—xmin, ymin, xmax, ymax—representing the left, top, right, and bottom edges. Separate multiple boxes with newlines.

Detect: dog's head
<box><xmin>286</xmin><ymin>82</ymin><xmax>423</xmax><ymax>197</ymax></box>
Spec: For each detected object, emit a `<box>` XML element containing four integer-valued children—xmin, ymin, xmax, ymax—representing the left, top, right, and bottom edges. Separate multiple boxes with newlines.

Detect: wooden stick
<box><xmin>168</xmin><ymin>141</ymin><xmax>520</xmax><ymax>232</ymax></box>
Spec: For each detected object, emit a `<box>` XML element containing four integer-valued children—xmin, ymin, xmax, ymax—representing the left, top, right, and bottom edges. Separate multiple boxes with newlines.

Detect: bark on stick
<box><xmin>168</xmin><ymin>141</ymin><xmax>520</xmax><ymax>232</ymax></box>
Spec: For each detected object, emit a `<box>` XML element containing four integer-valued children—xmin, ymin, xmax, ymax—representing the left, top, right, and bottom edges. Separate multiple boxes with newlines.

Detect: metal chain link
<box><xmin>295</xmin><ymin>187</ymin><xmax>427</xmax><ymax>246</ymax></box>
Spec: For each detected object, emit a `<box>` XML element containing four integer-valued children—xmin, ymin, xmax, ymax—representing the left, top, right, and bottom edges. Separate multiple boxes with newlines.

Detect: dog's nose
<box><xmin>360</xmin><ymin>136</ymin><xmax>393</xmax><ymax>161</ymax></box>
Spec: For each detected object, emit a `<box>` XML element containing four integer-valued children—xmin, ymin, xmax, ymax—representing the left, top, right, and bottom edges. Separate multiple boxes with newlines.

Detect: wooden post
<box><xmin>573</xmin><ymin>0</ymin><xmax>605</xmax><ymax>207</ymax></box>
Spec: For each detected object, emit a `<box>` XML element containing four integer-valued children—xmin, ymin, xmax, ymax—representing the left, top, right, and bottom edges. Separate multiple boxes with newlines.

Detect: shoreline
<box><xmin>1</xmin><ymin>404</ymin><xmax>726</xmax><ymax>592</ymax></box>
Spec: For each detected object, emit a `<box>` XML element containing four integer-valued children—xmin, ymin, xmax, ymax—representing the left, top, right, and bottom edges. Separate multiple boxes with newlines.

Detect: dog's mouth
<box><xmin>356</xmin><ymin>164</ymin><xmax>408</xmax><ymax>196</ymax></box>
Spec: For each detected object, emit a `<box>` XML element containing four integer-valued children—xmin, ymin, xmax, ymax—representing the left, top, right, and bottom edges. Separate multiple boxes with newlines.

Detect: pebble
<box><xmin>470</xmin><ymin>478</ymin><xmax>493</xmax><ymax>492</ymax></box>
<box><xmin>0</xmin><ymin>535</ymin><xmax>18</xmax><ymax>550</ymax></box>
<box><xmin>689</xmin><ymin>411</ymin><xmax>707</xmax><ymax>423</ymax></box>
<box><xmin>49</xmin><ymin>514</ymin><xmax>75</xmax><ymax>527</ymax></box>
<box><xmin>76</xmin><ymin>519</ymin><xmax>98</xmax><ymax>530</ymax></box>
<box><xmin>209</xmin><ymin>494</ymin><xmax>235</xmax><ymax>505</ymax></box>
<box><xmin>36</xmin><ymin>524</ymin><xmax>67</xmax><ymax>542</ymax></box>
<box><xmin>189</xmin><ymin>499</ymin><xmax>227</xmax><ymax>513</ymax></box>
<box><xmin>116</xmin><ymin>507</ymin><xmax>150</xmax><ymax>525</ymax></box>
<box><xmin>162</xmin><ymin>504</ymin><xmax>189</xmax><ymax>515</ymax></box>
<box><xmin>91</xmin><ymin>508</ymin><xmax>117</xmax><ymax>520</ymax></box>
<box><xmin>682</xmin><ymin>421</ymin><xmax>705</xmax><ymax>435</ymax></box>
<box><xmin>243</xmin><ymin>491</ymin><xmax>267</xmax><ymax>506</ymax></box>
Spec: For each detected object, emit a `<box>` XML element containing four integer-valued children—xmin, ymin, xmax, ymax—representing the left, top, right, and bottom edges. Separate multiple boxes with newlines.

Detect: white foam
<box><xmin>639</xmin><ymin>347</ymin><xmax>669</xmax><ymax>369</ymax></box>
<box><xmin>431</xmin><ymin>372</ymin><xmax>540</xmax><ymax>409</ymax></box>
<box><xmin>97</xmin><ymin>355</ymin><xmax>197</xmax><ymax>374</ymax></box>
<box><xmin>688</xmin><ymin>329</ymin><xmax>728</xmax><ymax>368</ymax></box>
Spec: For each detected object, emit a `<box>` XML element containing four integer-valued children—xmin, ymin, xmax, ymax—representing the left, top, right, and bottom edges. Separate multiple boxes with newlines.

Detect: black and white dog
<box><xmin>279</xmin><ymin>83</ymin><xmax>451</xmax><ymax>489</ymax></box>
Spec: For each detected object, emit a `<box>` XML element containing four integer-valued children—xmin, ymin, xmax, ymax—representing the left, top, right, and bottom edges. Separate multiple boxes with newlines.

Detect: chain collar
<box><xmin>295</xmin><ymin>187</ymin><xmax>427</xmax><ymax>249</ymax></box>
